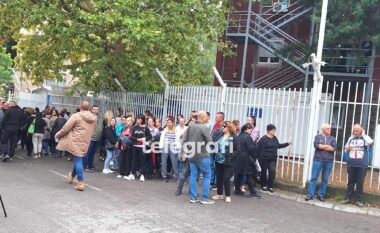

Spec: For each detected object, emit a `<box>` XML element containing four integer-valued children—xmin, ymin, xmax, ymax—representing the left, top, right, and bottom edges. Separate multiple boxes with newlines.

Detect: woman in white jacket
<box><xmin>159</xmin><ymin>117</ymin><xmax>181</xmax><ymax>182</ymax></box>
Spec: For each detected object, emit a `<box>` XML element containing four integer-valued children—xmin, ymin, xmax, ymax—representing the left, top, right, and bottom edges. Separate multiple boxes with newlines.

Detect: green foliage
<box><xmin>0</xmin><ymin>47</ymin><xmax>13</xmax><ymax>84</ymax></box>
<box><xmin>309</xmin><ymin>0</ymin><xmax>380</xmax><ymax>47</ymax></box>
<box><xmin>0</xmin><ymin>0</ymin><xmax>229</xmax><ymax>93</ymax></box>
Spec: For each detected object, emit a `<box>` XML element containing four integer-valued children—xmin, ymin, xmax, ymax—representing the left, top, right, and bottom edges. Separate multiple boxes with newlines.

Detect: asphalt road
<box><xmin>0</xmin><ymin>151</ymin><xmax>379</xmax><ymax>233</ymax></box>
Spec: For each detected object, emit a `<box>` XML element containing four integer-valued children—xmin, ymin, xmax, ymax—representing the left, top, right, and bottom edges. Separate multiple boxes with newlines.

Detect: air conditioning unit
<box><xmin>273</xmin><ymin>0</ymin><xmax>289</xmax><ymax>12</ymax></box>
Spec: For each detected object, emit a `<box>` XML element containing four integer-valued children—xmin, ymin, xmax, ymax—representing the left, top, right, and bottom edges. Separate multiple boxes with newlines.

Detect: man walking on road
<box><xmin>83</xmin><ymin>105</ymin><xmax>103</xmax><ymax>172</ymax></box>
<box><xmin>55</xmin><ymin>101</ymin><xmax>96</xmax><ymax>191</ymax></box>
<box><xmin>305</xmin><ymin>124</ymin><xmax>337</xmax><ymax>202</ymax></box>
<box><xmin>182</xmin><ymin>111</ymin><xmax>214</xmax><ymax>204</ymax></box>
<box><xmin>1</xmin><ymin>101</ymin><xmax>24</xmax><ymax>162</ymax></box>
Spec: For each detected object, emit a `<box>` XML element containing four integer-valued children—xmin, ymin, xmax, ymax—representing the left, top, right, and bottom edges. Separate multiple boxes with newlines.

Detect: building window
<box><xmin>258</xmin><ymin>38</ymin><xmax>283</xmax><ymax>64</ymax></box>
<box><xmin>262</xmin><ymin>0</ymin><xmax>273</xmax><ymax>7</ymax></box>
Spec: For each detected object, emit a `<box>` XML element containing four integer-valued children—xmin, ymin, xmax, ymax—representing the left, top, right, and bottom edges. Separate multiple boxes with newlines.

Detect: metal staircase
<box><xmin>251</xmin><ymin>63</ymin><xmax>304</xmax><ymax>89</ymax></box>
<box><xmin>226</xmin><ymin>1</ymin><xmax>313</xmax><ymax>88</ymax></box>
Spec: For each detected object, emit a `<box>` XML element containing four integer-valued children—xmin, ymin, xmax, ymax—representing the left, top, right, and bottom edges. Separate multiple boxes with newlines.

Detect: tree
<box><xmin>0</xmin><ymin>46</ymin><xmax>13</xmax><ymax>84</ymax></box>
<box><xmin>0</xmin><ymin>46</ymin><xmax>13</xmax><ymax>99</ymax></box>
<box><xmin>0</xmin><ymin>0</ymin><xmax>229</xmax><ymax>93</ymax></box>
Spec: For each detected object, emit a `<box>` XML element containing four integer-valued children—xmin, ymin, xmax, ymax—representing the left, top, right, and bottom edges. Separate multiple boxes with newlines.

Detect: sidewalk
<box><xmin>258</xmin><ymin>188</ymin><xmax>380</xmax><ymax>218</ymax></box>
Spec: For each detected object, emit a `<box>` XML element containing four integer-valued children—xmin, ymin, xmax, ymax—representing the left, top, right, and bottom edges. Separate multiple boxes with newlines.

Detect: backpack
<box><xmin>28</xmin><ymin>119</ymin><xmax>36</xmax><ymax>134</ymax></box>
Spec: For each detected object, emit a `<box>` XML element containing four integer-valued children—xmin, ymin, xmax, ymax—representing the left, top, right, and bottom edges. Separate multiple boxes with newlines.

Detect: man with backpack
<box><xmin>341</xmin><ymin>124</ymin><xmax>373</xmax><ymax>207</ymax></box>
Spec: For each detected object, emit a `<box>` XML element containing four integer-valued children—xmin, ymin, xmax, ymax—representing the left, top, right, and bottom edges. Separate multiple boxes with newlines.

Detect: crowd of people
<box><xmin>0</xmin><ymin>99</ymin><xmax>373</xmax><ymax>206</ymax></box>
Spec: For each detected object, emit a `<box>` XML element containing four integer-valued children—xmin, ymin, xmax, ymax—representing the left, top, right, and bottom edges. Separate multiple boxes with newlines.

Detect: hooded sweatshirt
<box><xmin>56</xmin><ymin>111</ymin><xmax>96</xmax><ymax>157</ymax></box>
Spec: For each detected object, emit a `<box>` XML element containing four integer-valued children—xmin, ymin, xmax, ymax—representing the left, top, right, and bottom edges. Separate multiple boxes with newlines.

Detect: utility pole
<box><xmin>302</xmin><ymin>0</ymin><xmax>329</xmax><ymax>187</ymax></box>
<box><xmin>240</xmin><ymin>0</ymin><xmax>253</xmax><ymax>87</ymax></box>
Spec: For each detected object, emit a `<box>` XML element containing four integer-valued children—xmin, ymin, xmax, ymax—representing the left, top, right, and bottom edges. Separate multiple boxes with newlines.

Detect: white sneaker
<box><xmin>128</xmin><ymin>174</ymin><xmax>135</xmax><ymax>180</ymax></box>
<box><xmin>225</xmin><ymin>197</ymin><xmax>232</xmax><ymax>203</ymax></box>
<box><xmin>102</xmin><ymin>169</ymin><xmax>110</xmax><ymax>174</ymax></box>
<box><xmin>123</xmin><ymin>176</ymin><xmax>130</xmax><ymax>180</ymax></box>
<box><xmin>116</xmin><ymin>175</ymin><xmax>122</xmax><ymax>179</ymax></box>
<box><xmin>140</xmin><ymin>175</ymin><xmax>145</xmax><ymax>182</ymax></box>
<box><xmin>107</xmin><ymin>169</ymin><xmax>114</xmax><ymax>174</ymax></box>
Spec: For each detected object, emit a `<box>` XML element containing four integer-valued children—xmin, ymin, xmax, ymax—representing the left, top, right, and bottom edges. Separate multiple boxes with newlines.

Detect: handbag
<box><xmin>109</xmin><ymin>150</ymin><xmax>120</xmax><ymax>171</ymax></box>
<box><xmin>105</xmin><ymin>139</ymin><xmax>116</xmax><ymax>150</ymax></box>
<box><xmin>27</xmin><ymin>120</ymin><xmax>35</xmax><ymax>134</ymax></box>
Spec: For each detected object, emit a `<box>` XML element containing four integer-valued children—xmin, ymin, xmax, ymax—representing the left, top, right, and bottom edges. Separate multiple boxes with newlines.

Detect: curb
<box><xmin>257</xmin><ymin>189</ymin><xmax>380</xmax><ymax>218</ymax></box>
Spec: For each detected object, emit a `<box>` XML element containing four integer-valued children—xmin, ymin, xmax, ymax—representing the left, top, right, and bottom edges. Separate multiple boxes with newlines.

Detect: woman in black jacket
<box><xmin>258</xmin><ymin>124</ymin><xmax>291</xmax><ymax>193</ymax></box>
<box><xmin>234</xmin><ymin>123</ymin><xmax>260</xmax><ymax>198</ymax></box>
<box><xmin>32</xmin><ymin>112</ymin><xmax>47</xmax><ymax>158</ymax></box>
<box><xmin>212</xmin><ymin>121</ymin><xmax>237</xmax><ymax>203</ymax></box>
<box><xmin>51</xmin><ymin>112</ymin><xmax>67</xmax><ymax>158</ymax></box>
<box><xmin>131</xmin><ymin>114</ymin><xmax>152</xmax><ymax>182</ymax></box>
<box><xmin>102</xmin><ymin>117</ymin><xmax>118</xmax><ymax>174</ymax></box>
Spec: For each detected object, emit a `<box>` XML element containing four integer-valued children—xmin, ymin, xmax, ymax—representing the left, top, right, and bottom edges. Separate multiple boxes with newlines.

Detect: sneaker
<box><xmin>175</xmin><ymin>189</ymin><xmax>182</xmax><ymax>196</ymax></box>
<box><xmin>212</xmin><ymin>195</ymin><xmax>224</xmax><ymax>200</ymax></box>
<box><xmin>200</xmin><ymin>199</ymin><xmax>215</xmax><ymax>205</ymax></box>
<box><xmin>318</xmin><ymin>196</ymin><xmax>326</xmax><ymax>202</ymax></box>
<box><xmin>128</xmin><ymin>174</ymin><xmax>135</xmax><ymax>180</ymax></box>
<box><xmin>241</xmin><ymin>186</ymin><xmax>246</xmax><ymax>193</ymax></box>
<box><xmin>116</xmin><ymin>175</ymin><xmax>123</xmax><ymax>179</ymax></box>
<box><xmin>162</xmin><ymin>178</ymin><xmax>169</xmax><ymax>183</ymax></box>
<box><xmin>210</xmin><ymin>185</ymin><xmax>217</xmax><ymax>191</ymax></box>
<box><xmin>249</xmin><ymin>193</ymin><xmax>261</xmax><ymax>199</ymax></box>
<box><xmin>261</xmin><ymin>187</ymin><xmax>269</xmax><ymax>192</ymax></box>
<box><xmin>268</xmin><ymin>188</ymin><xmax>274</xmax><ymax>193</ymax></box>
<box><xmin>37</xmin><ymin>153</ymin><xmax>41</xmax><ymax>158</ymax></box>
<box><xmin>33</xmin><ymin>154</ymin><xmax>38</xmax><ymax>159</ymax></box>
<box><xmin>84</xmin><ymin>168</ymin><xmax>90</xmax><ymax>172</ymax></box>
<box><xmin>225</xmin><ymin>197</ymin><xmax>232</xmax><ymax>203</ymax></box>
<box><xmin>356</xmin><ymin>201</ymin><xmax>364</xmax><ymax>207</ymax></box>
<box><xmin>123</xmin><ymin>176</ymin><xmax>130</xmax><ymax>180</ymax></box>
<box><xmin>305</xmin><ymin>196</ymin><xmax>314</xmax><ymax>201</ymax></box>
<box><xmin>234</xmin><ymin>190</ymin><xmax>244</xmax><ymax>195</ymax></box>
<box><xmin>102</xmin><ymin>169</ymin><xmax>110</xmax><ymax>174</ymax></box>
<box><xmin>190</xmin><ymin>198</ymin><xmax>199</xmax><ymax>204</ymax></box>
<box><xmin>2</xmin><ymin>155</ymin><xmax>10</xmax><ymax>162</ymax></box>
<box><xmin>107</xmin><ymin>169</ymin><xmax>114</xmax><ymax>174</ymax></box>
<box><xmin>140</xmin><ymin>175</ymin><xmax>145</xmax><ymax>182</ymax></box>
<box><xmin>341</xmin><ymin>199</ymin><xmax>350</xmax><ymax>204</ymax></box>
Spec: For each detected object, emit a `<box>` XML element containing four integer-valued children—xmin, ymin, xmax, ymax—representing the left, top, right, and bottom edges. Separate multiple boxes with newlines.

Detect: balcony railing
<box><xmin>321</xmin><ymin>48</ymin><xmax>374</xmax><ymax>77</ymax></box>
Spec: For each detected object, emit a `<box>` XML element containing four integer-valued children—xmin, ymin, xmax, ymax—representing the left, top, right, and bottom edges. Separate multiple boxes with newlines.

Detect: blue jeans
<box><xmin>72</xmin><ymin>157</ymin><xmax>84</xmax><ymax>181</ymax></box>
<box><xmin>307</xmin><ymin>160</ymin><xmax>333</xmax><ymax>198</ymax></box>
<box><xmin>103</xmin><ymin>149</ymin><xmax>113</xmax><ymax>170</ymax></box>
<box><xmin>189</xmin><ymin>156</ymin><xmax>211</xmax><ymax>200</ymax></box>
<box><xmin>42</xmin><ymin>140</ymin><xmax>49</xmax><ymax>154</ymax></box>
<box><xmin>83</xmin><ymin>141</ymin><xmax>98</xmax><ymax>169</ymax></box>
<box><xmin>210</xmin><ymin>154</ymin><xmax>216</xmax><ymax>185</ymax></box>
<box><xmin>161</xmin><ymin>150</ymin><xmax>179</xmax><ymax>179</ymax></box>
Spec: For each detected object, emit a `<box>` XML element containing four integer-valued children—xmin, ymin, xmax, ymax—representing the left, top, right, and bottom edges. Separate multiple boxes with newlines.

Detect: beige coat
<box><xmin>56</xmin><ymin>111</ymin><xmax>96</xmax><ymax>157</ymax></box>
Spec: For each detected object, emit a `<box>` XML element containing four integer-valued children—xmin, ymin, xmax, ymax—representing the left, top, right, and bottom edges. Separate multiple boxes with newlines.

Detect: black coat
<box><xmin>214</xmin><ymin>134</ymin><xmax>237</xmax><ymax>167</ymax></box>
<box><xmin>51</xmin><ymin>118</ymin><xmax>67</xmax><ymax>139</ymax></box>
<box><xmin>104</xmin><ymin>126</ymin><xmax>118</xmax><ymax>145</ymax></box>
<box><xmin>34</xmin><ymin>117</ymin><xmax>47</xmax><ymax>134</ymax></box>
<box><xmin>257</xmin><ymin>135</ymin><xmax>289</xmax><ymax>161</ymax></box>
<box><xmin>234</xmin><ymin>132</ymin><xmax>258</xmax><ymax>175</ymax></box>
<box><xmin>1</xmin><ymin>106</ymin><xmax>24</xmax><ymax>131</ymax></box>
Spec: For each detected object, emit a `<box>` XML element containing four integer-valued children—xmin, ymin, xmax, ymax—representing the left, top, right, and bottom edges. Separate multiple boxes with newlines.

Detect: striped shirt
<box><xmin>165</xmin><ymin>131</ymin><xmax>176</xmax><ymax>145</ymax></box>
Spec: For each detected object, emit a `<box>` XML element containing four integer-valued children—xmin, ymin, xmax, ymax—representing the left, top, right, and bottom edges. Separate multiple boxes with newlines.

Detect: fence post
<box><xmin>213</xmin><ymin>67</ymin><xmax>227</xmax><ymax>112</ymax></box>
<box><xmin>302</xmin><ymin>0</ymin><xmax>329</xmax><ymax>188</ymax></box>
<box><xmin>156</xmin><ymin>68</ymin><xmax>169</xmax><ymax>124</ymax></box>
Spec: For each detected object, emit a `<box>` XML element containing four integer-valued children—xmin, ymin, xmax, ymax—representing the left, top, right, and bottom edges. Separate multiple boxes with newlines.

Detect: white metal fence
<box><xmin>14</xmin><ymin>81</ymin><xmax>380</xmax><ymax>193</ymax></box>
